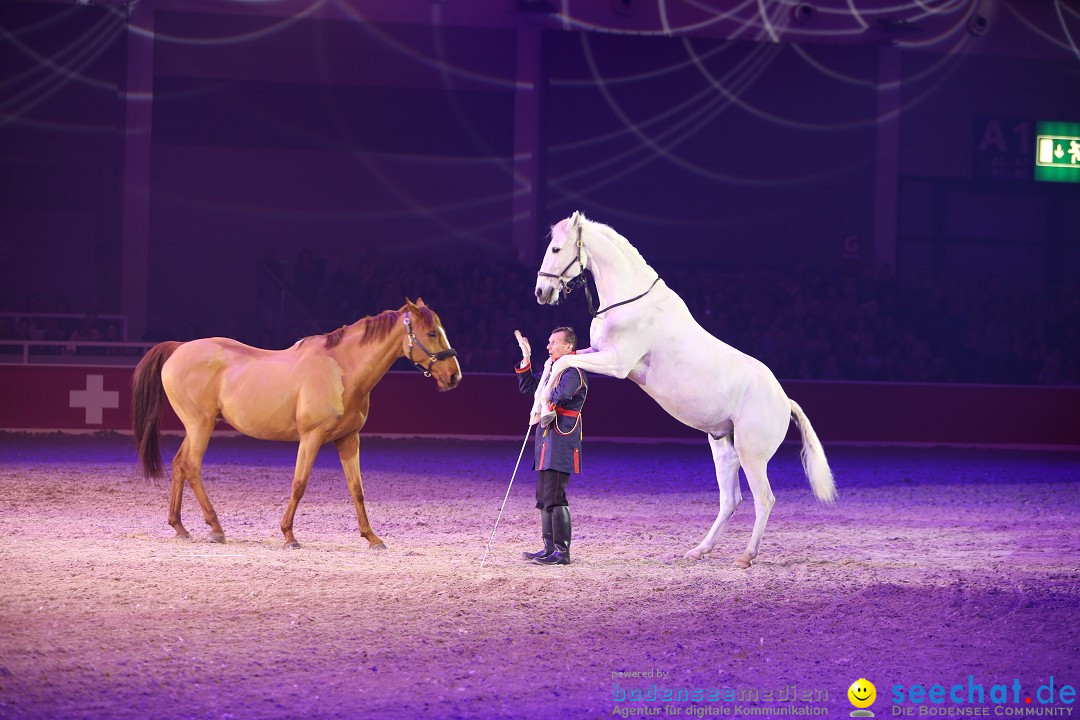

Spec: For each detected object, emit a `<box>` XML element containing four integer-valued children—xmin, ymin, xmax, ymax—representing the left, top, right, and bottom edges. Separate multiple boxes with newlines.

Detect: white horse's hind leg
<box><xmin>734</xmin><ymin>454</ymin><xmax>775</xmax><ymax>568</ymax></box>
<box><xmin>684</xmin><ymin>433</ymin><xmax>742</xmax><ymax>561</ymax></box>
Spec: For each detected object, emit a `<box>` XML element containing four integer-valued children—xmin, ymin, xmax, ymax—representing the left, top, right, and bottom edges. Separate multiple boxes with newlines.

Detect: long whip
<box><xmin>479</xmin><ymin>421</ymin><xmax>535</xmax><ymax>569</ymax></box>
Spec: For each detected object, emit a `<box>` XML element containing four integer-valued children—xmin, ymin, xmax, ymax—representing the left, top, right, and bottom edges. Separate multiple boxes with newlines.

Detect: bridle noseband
<box><xmin>403</xmin><ymin>311</ymin><xmax>458</xmax><ymax>378</ymax></box>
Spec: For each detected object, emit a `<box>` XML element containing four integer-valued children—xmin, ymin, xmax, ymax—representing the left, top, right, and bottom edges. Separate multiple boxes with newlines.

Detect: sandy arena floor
<box><xmin>0</xmin><ymin>432</ymin><xmax>1078</xmax><ymax>720</ymax></box>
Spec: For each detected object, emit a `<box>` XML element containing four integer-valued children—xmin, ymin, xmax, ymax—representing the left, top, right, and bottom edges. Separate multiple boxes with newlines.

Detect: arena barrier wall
<box><xmin>1</xmin><ymin>364</ymin><xmax>1077</xmax><ymax>448</ymax></box>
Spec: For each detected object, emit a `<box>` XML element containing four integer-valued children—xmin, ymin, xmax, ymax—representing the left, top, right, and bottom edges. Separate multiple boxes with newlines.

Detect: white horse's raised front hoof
<box><xmin>734</xmin><ymin>553</ymin><xmax>754</xmax><ymax>569</ymax></box>
<box><xmin>683</xmin><ymin>547</ymin><xmax>707</xmax><ymax>561</ymax></box>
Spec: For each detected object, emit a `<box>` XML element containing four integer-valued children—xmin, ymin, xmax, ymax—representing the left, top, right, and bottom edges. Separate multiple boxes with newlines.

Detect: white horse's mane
<box><xmin>582</xmin><ymin>218</ymin><xmax>656</xmax><ymax>275</ymax></box>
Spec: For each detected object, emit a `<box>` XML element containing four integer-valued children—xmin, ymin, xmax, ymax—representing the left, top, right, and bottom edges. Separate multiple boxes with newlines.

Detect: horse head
<box><xmin>401</xmin><ymin>298</ymin><xmax>461</xmax><ymax>391</ymax></box>
<box><xmin>535</xmin><ymin>212</ymin><xmax>588</xmax><ymax>306</ymax></box>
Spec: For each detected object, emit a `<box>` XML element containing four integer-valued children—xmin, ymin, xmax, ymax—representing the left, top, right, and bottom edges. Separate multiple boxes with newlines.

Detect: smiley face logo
<box><xmin>848</xmin><ymin>678</ymin><xmax>876</xmax><ymax>709</ymax></box>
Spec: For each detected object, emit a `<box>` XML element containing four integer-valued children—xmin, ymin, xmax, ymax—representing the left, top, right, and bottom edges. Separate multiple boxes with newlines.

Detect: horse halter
<box><xmin>402</xmin><ymin>311</ymin><xmax>458</xmax><ymax>377</ymax></box>
<box><xmin>537</xmin><ymin>223</ymin><xmax>589</xmax><ymax>299</ymax></box>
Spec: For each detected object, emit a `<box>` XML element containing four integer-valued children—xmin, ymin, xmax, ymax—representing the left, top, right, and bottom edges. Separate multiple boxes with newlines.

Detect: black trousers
<box><xmin>535</xmin><ymin>469</ymin><xmax>569</xmax><ymax>511</ymax></box>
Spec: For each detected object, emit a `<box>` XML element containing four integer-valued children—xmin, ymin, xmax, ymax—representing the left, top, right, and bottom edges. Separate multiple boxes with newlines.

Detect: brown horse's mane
<box><xmin>318</xmin><ymin>306</ymin><xmax>436</xmax><ymax>350</ymax></box>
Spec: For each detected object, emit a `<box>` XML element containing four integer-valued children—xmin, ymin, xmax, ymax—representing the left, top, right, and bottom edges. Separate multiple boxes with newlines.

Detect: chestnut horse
<box><xmin>131</xmin><ymin>299</ymin><xmax>460</xmax><ymax>549</ymax></box>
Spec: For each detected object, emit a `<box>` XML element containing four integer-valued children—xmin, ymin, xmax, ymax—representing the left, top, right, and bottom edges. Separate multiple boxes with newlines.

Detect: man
<box><xmin>514</xmin><ymin>326</ymin><xmax>588</xmax><ymax>566</ymax></box>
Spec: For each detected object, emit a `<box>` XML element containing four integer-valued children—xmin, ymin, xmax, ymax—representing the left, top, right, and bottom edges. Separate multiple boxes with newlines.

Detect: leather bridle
<box><xmin>402</xmin><ymin>311</ymin><xmax>457</xmax><ymax>378</ymax></box>
<box><xmin>536</xmin><ymin>222</ymin><xmax>588</xmax><ymax>300</ymax></box>
<box><xmin>536</xmin><ymin>222</ymin><xmax>659</xmax><ymax>318</ymax></box>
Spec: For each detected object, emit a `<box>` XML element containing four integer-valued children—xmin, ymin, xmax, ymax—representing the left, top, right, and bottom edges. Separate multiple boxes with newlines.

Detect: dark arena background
<box><xmin>1</xmin><ymin>1</ymin><xmax>1079</xmax><ymax>719</ymax></box>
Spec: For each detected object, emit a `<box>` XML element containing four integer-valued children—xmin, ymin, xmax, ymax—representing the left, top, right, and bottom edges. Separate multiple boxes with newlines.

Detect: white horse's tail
<box><xmin>789</xmin><ymin>399</ymin><xmax>836</xmax><ymax>504</ymax></box>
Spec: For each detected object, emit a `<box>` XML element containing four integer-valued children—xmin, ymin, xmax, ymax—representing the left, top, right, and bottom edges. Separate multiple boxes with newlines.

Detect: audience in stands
<box><xmin>1</xmin><ymin>259</ymin><xmax>1076</xmax><ymax>386</ymax></box>
<box><xmin>237</xmin><ymin>253</ymin><xmax>1077</xmax><ymax>387</ymax></box>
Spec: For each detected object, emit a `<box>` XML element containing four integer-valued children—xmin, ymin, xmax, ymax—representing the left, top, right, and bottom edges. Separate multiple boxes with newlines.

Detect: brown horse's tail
<box><xmin>131</xmin><ymin>341</ymin><xmax>181</xmax><ymax>479</ymax></box>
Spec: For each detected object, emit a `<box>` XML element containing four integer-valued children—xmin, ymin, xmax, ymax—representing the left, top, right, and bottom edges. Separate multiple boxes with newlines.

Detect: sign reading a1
<box><xmin>974</xmin><ymin>117</ymin><xmax>1032</xmax><ymax>181</ymax></box>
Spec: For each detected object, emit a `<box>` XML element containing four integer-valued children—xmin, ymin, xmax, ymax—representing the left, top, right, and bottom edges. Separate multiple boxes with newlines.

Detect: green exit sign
<box><xmin>1035</xmin><ymin>122</ymin><xmax>1080</xmax><ymax>183</ymax></box>
<box><xmin>1037</xmin><ymin>137</ymin><xmax>1080</xmax><ymax>166</ymax></box>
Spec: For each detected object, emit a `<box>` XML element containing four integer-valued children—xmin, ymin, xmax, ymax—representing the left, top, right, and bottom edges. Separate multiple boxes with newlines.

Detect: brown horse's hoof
<box><xmin>209</xmin><ymin>532</ymin><xmax>226</xmax><ymax>544</ymax></box>
<box><xmin>284</xmin><ymin>540</ymin><xmax>301</xmax><ymax>549</ymax></box>
<box><xmin>369</xmin><ymin>542</ymin><xmax>387</xmax><ymax>550</ymax></box>
<box><xmin>174</xmin><ymin>530</ymin><xmax>192</xmax><ymax>541</ymax></box>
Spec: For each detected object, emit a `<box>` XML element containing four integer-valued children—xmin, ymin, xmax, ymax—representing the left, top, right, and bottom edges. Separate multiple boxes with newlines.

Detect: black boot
<box><xmin>533</xmin><ymin>506</ymin><xmax>570</xmax><ymax>565</ymax></box>
<box><xmin>522</xmin><ymin>510</ymin><xmax>554</xmax><ymax>560</ymax></box>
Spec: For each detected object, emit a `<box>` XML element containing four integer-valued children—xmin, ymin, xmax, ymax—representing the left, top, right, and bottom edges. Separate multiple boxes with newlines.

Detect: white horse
<box><xmin>534</xmin><ymin>212</ymin><xmax>835</xmax><ymax>568</ymax></box>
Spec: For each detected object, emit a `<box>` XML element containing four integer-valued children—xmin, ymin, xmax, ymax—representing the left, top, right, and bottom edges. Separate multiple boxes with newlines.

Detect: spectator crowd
<box><xmin>244</xmin><ymin>249</ymin><xmax>1080</xmax><ymax>387</ymax></box>
<box><xmin>2</xmin><ymin>251</ymin><xmax>1076</xmax><ymax>387</ymax></box>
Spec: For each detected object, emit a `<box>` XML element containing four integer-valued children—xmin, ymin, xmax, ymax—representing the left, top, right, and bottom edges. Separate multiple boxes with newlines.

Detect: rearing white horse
<box><xmin>534</xmin><ymin>212</ymin><xmax>835</xmax><ymax>568</ymax></box>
